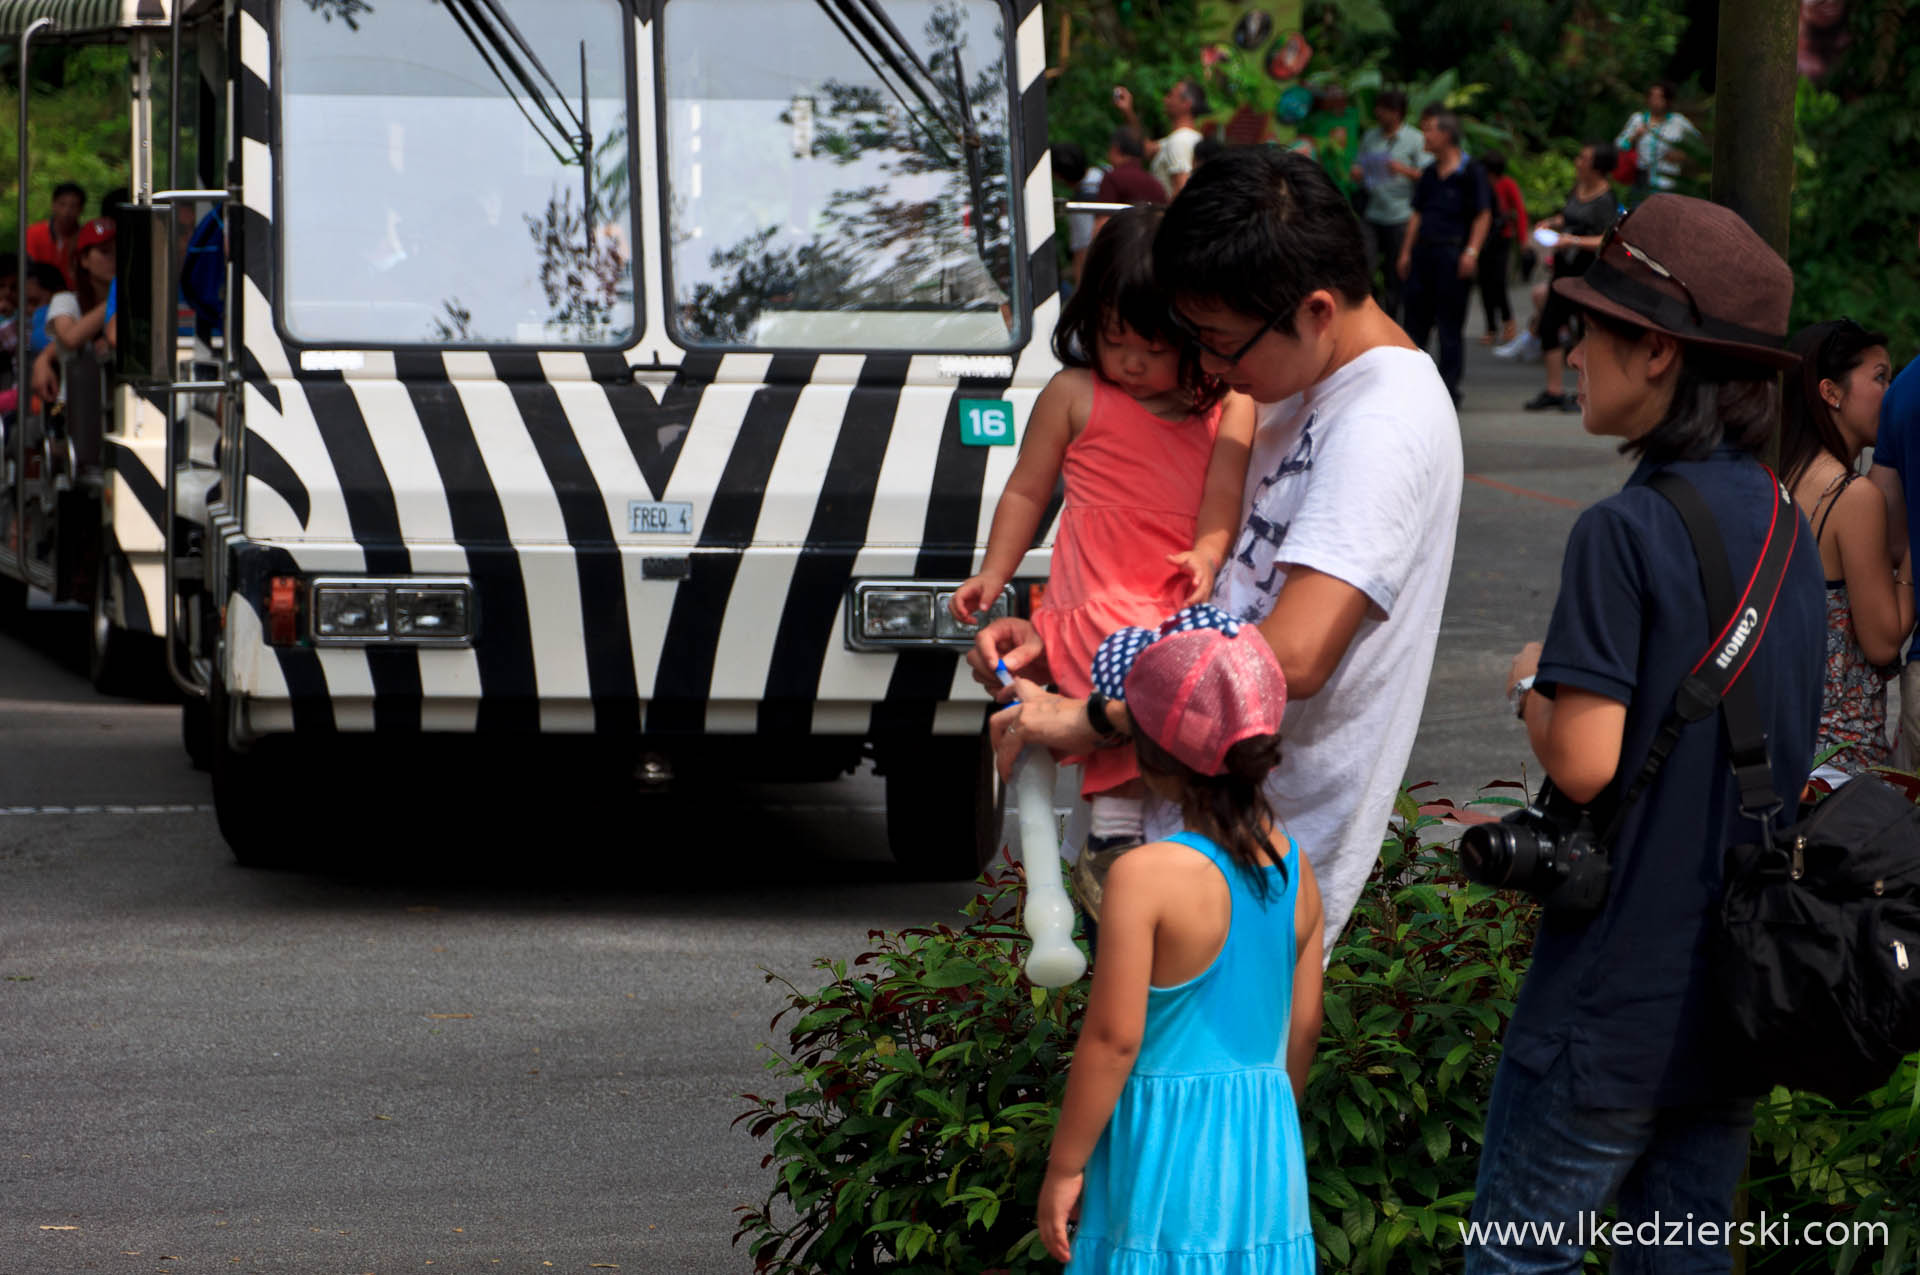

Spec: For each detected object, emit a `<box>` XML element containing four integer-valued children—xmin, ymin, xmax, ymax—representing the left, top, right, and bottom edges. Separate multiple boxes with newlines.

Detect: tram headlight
<box><xmin>847</xmin><ymin>581</ymin><xmax>1015</xmax><ymax>650</ymax></box>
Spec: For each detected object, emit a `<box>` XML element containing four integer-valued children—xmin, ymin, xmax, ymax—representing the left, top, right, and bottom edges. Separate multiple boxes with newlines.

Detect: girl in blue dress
<box><xmin>1038</xmin><ymin>617</ymin><xmax>1324</xmax><ymax>1273</ymax></box>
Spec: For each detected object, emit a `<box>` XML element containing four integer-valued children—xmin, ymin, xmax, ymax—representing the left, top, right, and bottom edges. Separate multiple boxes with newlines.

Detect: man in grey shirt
<box><xmin>1350</xmin><ymin>88</ymin><xmax>1429</xmax><ymax>323</ymax></box>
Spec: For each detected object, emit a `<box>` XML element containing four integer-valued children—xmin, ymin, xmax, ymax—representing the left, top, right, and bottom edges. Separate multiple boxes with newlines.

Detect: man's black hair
<box><xmin>52</xmin><ymin>181</ymin><xmax>85</xmax><ymax>204</ymax></box>
<box><xmin>1580</xmin><ymin>306</ymin><xmax>1780</xmax><ymax>463</ymax></box>
<box><xmin>1055</xmin><ymin>206</ymin><xmax>1224</xmax><ymax>413</ymax></box>
<box><xmin>0</xmin><ymin>252</ymin><xmax>17</xmax><ymax>277</ymax></box>
<box><xmin>1374</xmin><ymin>89</ymin><xmax>1408</xmax><ymax>118</ymax></box>
<box><xmin>1109</xmin><ymin>126</ymin><xmax>1146</xmax><ymax>162</ymax></box>
<box><xmin>1653</xmin><ymin>79</ymin><xmax>1679</xmax><ymax>105</ymax></box>
<box><xmin>1585</xmin><ymin>139</ymin><xmax>1620</xmax><ymax>179</ymax></box>
<box><xmin>1052</xmin><ymin>142</ymin><xmax>1089</xmax><ymax>186</ymax></box>
<box><xmin>1174</xmin><ymin>77</ymin><xmax>1211</xmax><ymax>117</ymax></box>
<box><xmin>1153</xmin><ymin>146</ymin><xmax>1371</xmax><ymax>336</ymax></box>
<box><xmin>1193</xmin><ymin>136</ymin><xmax>1225</xmax><ymax>168</ymax></box>
<box><xmin>100</xmin><ymin>187</ymin><xmax>130</xmax><ymax>216</ymax></box>
<box><xmin>26</xmin><ymin>261</ymin><xmax>67</xmax><ymax>294</ymax></box>
<box><xmin>1481</xmin><ymin>149</ymin><xmax>1508</xmax><ymax>177</ymax></box>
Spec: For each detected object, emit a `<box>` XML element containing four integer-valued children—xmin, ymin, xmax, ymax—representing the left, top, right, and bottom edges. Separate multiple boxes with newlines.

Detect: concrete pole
<box><xmin>1710</xmin><ymin>0</ymin><xmax>1799</xmax><ymax>258</ymax></box>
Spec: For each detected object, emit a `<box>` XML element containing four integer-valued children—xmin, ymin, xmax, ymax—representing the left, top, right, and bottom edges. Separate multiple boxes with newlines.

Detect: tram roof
<box><xmin>0</xmin><ymin>0</ymin><xmax>171</xmax><ymax>40</ymax></box>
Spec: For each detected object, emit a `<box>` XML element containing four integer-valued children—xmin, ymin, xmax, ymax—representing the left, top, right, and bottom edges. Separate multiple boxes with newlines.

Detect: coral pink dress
<box><xmin>1034</xmin><ymin>376</ymin><xmax>1223</xmax><ymax>797</ymax></box>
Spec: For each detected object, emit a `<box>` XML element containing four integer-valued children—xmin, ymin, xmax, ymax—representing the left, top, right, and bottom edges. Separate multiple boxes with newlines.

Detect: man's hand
<box><xmin>989</xmin><ymin>679</ymin><xmax>1099</xmax><ymax>781</ymax></box>
<box><xmin>967</xmin><ymin>616</ymin><xmax>1046</xmax><ymax>692</ymax></box>
<box><xmin>1457</xmin><ymin>250</ymin><xmax>1478</xmax><ymax>280</ymax></box>
<box><xmin>1111</xmin><ymin>85</ymin><xmax>1135</xmax><ymax>118</ymax></box>
<box><xmin>30</xmin><ymin>347</ymin><xmax>60</xmax><ymax>402</ymax></box>
<box><xmin>1395</xmin><ymin>250</ymin><xmax>1412</xmax><ymax>281</ymax></box>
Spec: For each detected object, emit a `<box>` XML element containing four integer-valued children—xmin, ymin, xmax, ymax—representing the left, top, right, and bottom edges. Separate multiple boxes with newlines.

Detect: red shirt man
<box><xmin>26</xmin><ymin>182</ymin><xmax>87</xmax><ymax>291</ymax></box>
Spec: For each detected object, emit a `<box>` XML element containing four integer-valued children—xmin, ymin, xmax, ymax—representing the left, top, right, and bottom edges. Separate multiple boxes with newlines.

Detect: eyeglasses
<box><xmin>1166</xmin><ymin>304</ymin><xmax>1286</xmax><ymax>366</ymax></box>
<box><xmin>1600</xmin><ymin>208</ymin><xmax>1704</xmax><ymax>330</ymax></box>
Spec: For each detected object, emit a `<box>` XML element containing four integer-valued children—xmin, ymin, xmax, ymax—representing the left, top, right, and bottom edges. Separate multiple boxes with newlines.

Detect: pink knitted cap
<box><xmin>1123</xmin><ymin>627</ymin><xmax>1286</xmax><ymax>775</ymax></box>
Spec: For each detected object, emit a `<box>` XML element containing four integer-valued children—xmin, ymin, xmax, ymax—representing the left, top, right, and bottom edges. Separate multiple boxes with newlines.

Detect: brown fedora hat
<box><xmin>1552</xmin><ymin>194</ymin><xmax>1799</xmax><ymax>370</ymax></box>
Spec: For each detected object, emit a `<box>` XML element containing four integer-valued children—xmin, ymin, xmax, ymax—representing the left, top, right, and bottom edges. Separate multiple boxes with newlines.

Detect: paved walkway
<box><xmin>1404</xmin><ymin>334</ymin><xmax>1635</xmax><ymax>807</ymax></box>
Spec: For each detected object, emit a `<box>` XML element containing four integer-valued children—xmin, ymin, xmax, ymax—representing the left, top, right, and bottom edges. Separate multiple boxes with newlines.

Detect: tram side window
<box><xmin>661</xmin><ymin>0</ymin><xmax>1021</xmax><ymax>351</ymax></box>
<box><xmin>278</xmin><ymin>0</ymin><xmax>636</xmax><ymax>347</ymax></box>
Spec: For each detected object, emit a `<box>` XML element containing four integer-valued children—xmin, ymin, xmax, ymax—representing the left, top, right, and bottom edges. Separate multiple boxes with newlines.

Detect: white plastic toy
<box><xmin>999</xmin><ymin>661</ymin><xmax>1088</xmax><ymax>987</ymax></box>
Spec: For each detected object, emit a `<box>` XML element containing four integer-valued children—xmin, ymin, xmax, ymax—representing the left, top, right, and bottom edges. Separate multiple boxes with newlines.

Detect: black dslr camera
<box><xmin>1457</xmin><ymin>781</ymin><xmax>1613</xmax><ymax>915</ymax></box>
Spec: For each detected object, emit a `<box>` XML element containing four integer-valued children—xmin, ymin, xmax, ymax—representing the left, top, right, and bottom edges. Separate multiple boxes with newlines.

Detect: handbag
<box><xmin>1652</xmin><ymin>471</ymin><xmax>1920</xmax><ymax>1103</ymax></box>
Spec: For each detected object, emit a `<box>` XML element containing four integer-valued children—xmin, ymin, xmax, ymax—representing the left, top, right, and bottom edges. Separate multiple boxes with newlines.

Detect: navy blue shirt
<box><xmin>1409</xmin><ymin>157</ymin><xmax>1492</xmax><ymax>247</ymax></box>
<box><xmin>1872</xmin><ymin>356</ymin><xmax>1920</xmax><ymax>569</ymax></box>
<box><xmin>1508</xmin><ymin>447</ymin><xmax>1824</xmax><ymax>1107</ymax></box>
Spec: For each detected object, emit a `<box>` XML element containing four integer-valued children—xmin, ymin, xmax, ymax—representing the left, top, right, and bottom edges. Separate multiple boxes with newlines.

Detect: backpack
<box><xmin>1651</xmin><ymin>471</ymin><xmax>1920</xmax><ymax>1103</ymax></box>
<box><xmin>1718</xmin><ymin>775</ymin><xmax>1920</xmax><ymax>1102</ymax></box>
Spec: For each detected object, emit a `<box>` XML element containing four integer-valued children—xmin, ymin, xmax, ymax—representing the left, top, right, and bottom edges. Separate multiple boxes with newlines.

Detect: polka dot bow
<box><xmin>1091</xmin><ymin>604</ymin><xmax>1242</xmax><ymax>700</ymax></box>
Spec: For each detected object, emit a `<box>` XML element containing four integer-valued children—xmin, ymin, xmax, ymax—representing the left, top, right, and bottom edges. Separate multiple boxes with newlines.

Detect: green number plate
<box><xmin>957</xmin><ymin>398</ymin><xmax>1016</xmax><ymax>446</ymax></box>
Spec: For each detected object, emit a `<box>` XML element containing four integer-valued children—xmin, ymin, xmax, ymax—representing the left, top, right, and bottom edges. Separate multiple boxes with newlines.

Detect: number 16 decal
<box><xmin>958</xmin><ymin>398</ymin><xmax>1016</xmax><ymax>446</ymax></box>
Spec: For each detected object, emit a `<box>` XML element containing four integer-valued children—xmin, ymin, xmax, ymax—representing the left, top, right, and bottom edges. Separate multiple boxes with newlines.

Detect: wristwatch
<box><xmin>1508</xmin><ymin>674</ymin><xmax>1536</xmax><ymax>721</ymax></box>
<box><xmin>1086</xmin><ymin>692</ymin><xmax>1130</xmax><ymax>747</ymax></box>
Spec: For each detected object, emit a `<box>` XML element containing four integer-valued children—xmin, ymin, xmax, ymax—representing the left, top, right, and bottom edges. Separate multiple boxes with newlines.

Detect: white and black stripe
<box><xmin>213</xmin><ymin>0</ymin><xmax>1061</xmax><ymax>739</ymax></box>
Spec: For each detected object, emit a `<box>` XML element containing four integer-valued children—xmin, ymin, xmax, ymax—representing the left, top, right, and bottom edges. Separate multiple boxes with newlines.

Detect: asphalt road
<box><xmin>0</xmin><ymin>342</ymin><xmax>1632</xmax><ymax>1273</ymax></box>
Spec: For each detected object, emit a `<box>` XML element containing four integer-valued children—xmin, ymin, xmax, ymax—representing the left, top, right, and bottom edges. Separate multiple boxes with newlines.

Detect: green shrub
<box><xmin>734</xmin><ymin>786</ymin><xmax>1536</xmax><ymax>1274</ymax></box>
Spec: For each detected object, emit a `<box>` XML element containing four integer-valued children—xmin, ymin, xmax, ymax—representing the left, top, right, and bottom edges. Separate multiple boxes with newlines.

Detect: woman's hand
<box><xmin>1037</xmin><ymin>1164</ymin><xmax>1084</xmax><ymax>1263</ymax></box>
<box><xmin>1166</xmin><ymin>549</ymin><xmax>1219</xmax><ymax>606</ymax></box>
<box><xmin>1395</xmin><ymin>249</ymin><xmax>1412</xmax><ymax>281</ymax></box>
<box><xmin>1508</xmin><ymin>642</ymin><xmax>1542</xmax><ymax>694</ymax></box>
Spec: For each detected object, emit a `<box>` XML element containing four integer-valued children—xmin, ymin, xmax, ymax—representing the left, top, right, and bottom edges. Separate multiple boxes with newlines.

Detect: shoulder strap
<box><xmin>1812</xmin><ymin>471</ymin><xmax>1856</xmax><ymax>544</ymax></box>
<box><xmin>1602</xmin><ymin>470</ymin><xmax>1797</xmax><ymax>843</ymax></box>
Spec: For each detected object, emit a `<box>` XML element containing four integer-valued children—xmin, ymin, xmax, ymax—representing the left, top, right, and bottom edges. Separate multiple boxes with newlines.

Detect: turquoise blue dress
<box><xmin>1066</xmin><ymin>830</ymin><xmax>1316</xmax><ymax>1275</ymax></box>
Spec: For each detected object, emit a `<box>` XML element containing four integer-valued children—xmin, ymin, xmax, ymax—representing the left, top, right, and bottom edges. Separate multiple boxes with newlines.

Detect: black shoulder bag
<box><xmin>1651</xmin><ymin>471</ymin><xmax>1920</xmax><ymax>1103</ymax></box>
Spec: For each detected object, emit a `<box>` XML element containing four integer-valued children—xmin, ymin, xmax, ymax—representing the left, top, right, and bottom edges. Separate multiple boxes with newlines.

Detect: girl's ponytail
<box><xmin>1133</xmin><ymin>728</ymin><xmax>1287</xmax><ymax>892</ymax></box>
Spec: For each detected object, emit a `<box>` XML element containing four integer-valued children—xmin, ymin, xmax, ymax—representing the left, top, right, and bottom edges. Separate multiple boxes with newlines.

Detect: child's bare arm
<box><xmin>1170</xmin><ymin>392</ymin><xmax>1255</xmax><ymax>605</ymax></box>
<box><xmin>950</xmin><ymin>371</ymin><xmax>1083</xmax><ymax>624</ymax></box>
<box><xmin>1037</xmin><ymin>849</ymin><xmax>1155</xmax><ymax>1261</ymax></box>
<box><xmin>1286</xmin><ymin>850</ymin><xmax>1325</xmax><ymax>1107</ymax></box>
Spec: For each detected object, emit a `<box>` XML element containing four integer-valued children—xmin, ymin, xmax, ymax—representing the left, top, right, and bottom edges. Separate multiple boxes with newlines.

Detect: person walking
<box><xmin>1477</xmin><ymin>150</ymin><xmax>1529</xmax><ymax>346</ymax></box>
<box><xmin>1396</xmin><ymin>108</ymin><xmax>1491</xmax><ymax>407</ymax></box>
<box><xmin>1111</xmin><ymin>78</ymin><xmax>1209</xmax><ymax>198</ymax></box>
<box><xmin>1506</xmin><ymin>141</ymin><xmax>1620</xmax><ymax>411</ymax></box>
<box><xmin>1615</xmin><ymin>80</ymin><xmax>1699</xmax><ymax>201</ymax></box>
<box><xmin>1035</xmin><ymin>623</ymin><xmax>1322</xmax><ymax>1275</ymax></box>
<box><xmin>1470</xmin><ymin>195</ymin><xmax>1824</xmax><ymax>1274</ymax></box>
<box><xmin>1782</xmin><ymin>319</ymin><xmax>1908</xmax><ymax>777</ymax></box>
<box><xmin>1350</xmin><ymin>89</ymin><xmax>1427</xmax><ymax>322</ymax></box>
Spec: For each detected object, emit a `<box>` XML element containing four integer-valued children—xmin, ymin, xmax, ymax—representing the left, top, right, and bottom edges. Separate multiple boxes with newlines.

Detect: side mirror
<box><xmin>113</xmin><ymin>204</ymin><xmax>175</xmax><ymax>384</ymax></box>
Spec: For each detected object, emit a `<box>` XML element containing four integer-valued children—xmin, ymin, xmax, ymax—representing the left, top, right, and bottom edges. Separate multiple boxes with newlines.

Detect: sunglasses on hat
<box><xmin>1598</xmin><ymin>205</ymin><xmax>1704</xmax><ymax>331</ymax></box>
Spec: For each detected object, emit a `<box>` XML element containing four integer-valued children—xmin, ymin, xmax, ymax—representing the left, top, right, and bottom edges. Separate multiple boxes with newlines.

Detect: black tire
<box><xmin>882</xmin><ymin>730</ymin><xmax>1002</xmax><ymax>881</ymax></box>
<box><xmin>89</xmin><ymin>559</ymin><xmax>157</xmax><ymax>697</ymax></box>
<box><xmin>212</xmin><ymin>701</ymin><xmax>309</xmax><ymax>869</ymax></box>
<box><xmin>181</xmin><ymin>693</ymin><xmax>213</xmax><ymax>771</ymax></box>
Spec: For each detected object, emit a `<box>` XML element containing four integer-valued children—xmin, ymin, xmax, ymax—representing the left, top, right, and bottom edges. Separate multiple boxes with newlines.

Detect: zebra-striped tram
<box><xmin>9</xmin><ymin>0</ymin><xmax>1059</xmax><ymax>873</ymax></box>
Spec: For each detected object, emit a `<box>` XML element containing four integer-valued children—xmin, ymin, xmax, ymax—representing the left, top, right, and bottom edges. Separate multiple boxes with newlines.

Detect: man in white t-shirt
<box><xmin>972</xmin><ymin>147</ymin><xmax>1462</xmax><ymax>954</ymax></box>
<box><xmin>1113</xmin><ymin>78</ymin><xmax>1209</xmax><ymax>198</ymax></box>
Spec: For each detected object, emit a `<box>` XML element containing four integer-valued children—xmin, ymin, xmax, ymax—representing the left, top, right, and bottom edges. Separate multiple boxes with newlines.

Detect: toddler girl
<box><xmin>1035</xmin><ymin>618</ymin><xmax>1323</xmax><ymax>1272</ymax></box>
<box><xmin>949</xmin><ymin>206</ymin><xmax>1253</xmax><ymax>851</ymax></box>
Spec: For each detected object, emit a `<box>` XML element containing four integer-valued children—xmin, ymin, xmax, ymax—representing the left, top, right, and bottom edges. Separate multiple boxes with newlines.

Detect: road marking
<box><xmin>1465</xmin><ymin>472</ymin><xmax>1582</xmax><ymax>509</ymax></box>
<box><xmin>0</xmin><ymin>804</ymin><xmax>212</xmax><ymax>816</ymax></box>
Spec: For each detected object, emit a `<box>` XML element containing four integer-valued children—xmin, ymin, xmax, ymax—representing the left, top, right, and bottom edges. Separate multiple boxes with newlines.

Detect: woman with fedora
<box><xmin>1468</xmin><ymin>195</ymin><xmax>1827</xmax><ymax>1274</ymax></box>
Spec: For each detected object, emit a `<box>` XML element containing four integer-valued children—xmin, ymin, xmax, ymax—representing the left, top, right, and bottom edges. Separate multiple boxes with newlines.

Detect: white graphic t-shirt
<box><xmin>1146</xmin><ymin>346</ymin><xmax>1463</xmax><ymax>954</ymax></box>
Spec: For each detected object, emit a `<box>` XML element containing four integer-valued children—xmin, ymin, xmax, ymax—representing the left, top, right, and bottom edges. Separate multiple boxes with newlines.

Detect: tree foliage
<box><xmin>0</xmin><ymin>46</ymin><xmax>131</xmax><ymax>250</ymax></box>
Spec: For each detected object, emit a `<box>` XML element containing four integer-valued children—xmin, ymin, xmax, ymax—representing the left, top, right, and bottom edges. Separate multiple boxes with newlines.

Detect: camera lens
<box><xmin>1459</xmin><ymin>822</ymin><xmax>1515</xmax><ymax>885</ymax></box>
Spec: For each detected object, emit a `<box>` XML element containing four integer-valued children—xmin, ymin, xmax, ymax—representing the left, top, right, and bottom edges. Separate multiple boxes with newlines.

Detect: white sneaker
<box><xmin>1493</xmin><ymin>330</ymin><xmax>1541</xmax><ymax>362</ymax></box>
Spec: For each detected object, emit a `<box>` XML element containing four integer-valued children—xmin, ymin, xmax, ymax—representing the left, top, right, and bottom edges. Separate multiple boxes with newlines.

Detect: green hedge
<box><xmin>735</xmin><ymin>784</ymin><xmax>1920</xmax><ymax>1274</ymax></box>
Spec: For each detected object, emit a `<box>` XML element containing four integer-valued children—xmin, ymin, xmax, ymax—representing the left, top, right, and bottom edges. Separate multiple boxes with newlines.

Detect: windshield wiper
<box><xmin>810</xmin><ymin>0</ymin><xmax>957</xmax><ymax>165</ymax></box>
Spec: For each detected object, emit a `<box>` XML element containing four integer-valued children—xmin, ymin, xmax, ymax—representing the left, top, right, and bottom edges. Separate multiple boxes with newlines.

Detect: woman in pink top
<box><xmin>950</xmin><ymin>207</ymin><xmax>1254</xmax><ymax>850</ymax></box>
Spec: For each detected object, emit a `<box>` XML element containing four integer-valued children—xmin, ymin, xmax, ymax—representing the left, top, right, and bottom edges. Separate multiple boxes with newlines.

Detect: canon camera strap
<box><xmin>1598</xmin><ymin>468</ymin><xmax>1798</xmax><ymax>846</ymax></box>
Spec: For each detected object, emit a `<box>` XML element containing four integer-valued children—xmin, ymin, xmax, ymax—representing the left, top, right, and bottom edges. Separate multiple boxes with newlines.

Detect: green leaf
<box><xmin>1336</xmin><ymin>1094</ymin><xmax>1369</xmax><ymax>1144</ymax></box>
